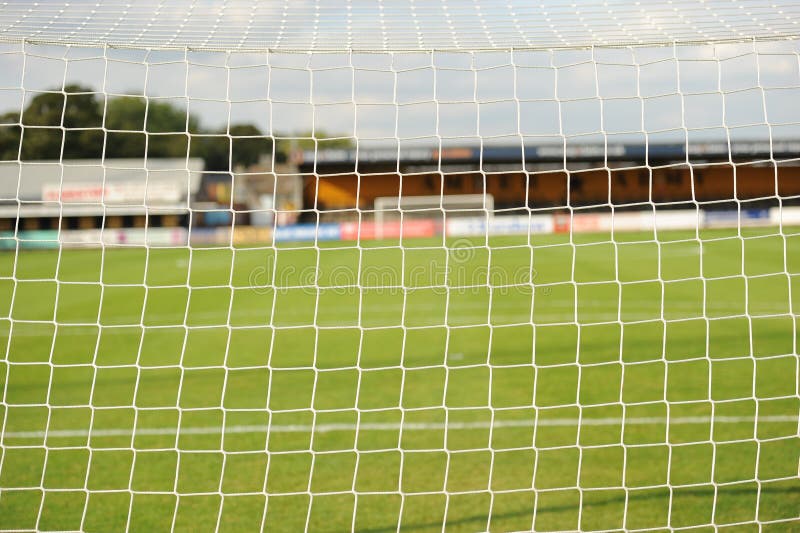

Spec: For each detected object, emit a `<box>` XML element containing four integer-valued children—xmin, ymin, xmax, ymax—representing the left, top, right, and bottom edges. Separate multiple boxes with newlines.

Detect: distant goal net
<box><xmin>0</xmin><ymin>1</ymin><xmax>799</xmax><ymax>532</ymax></box>
<box><xmin>373</xmin><ymin>193</ymin><xmax>494</xmax><ymax>228</ymax></box>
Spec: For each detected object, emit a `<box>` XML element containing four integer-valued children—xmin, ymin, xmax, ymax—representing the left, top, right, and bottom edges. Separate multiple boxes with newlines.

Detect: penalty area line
<box><xmin>2</xmin><ymin>414</ymin><xmax>798</xmax><ymax>440</ymax></box>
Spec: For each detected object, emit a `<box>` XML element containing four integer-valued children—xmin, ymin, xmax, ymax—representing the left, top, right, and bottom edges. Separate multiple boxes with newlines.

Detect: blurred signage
<box><xmin>42</xmin><ymin>182</ymin><xmax>182</xmax><ymax>204</ymax></box>
<box><xmin>274</xmin><ymin>223</ymin><xmax>341</xmax><ymax>242</ymax></box>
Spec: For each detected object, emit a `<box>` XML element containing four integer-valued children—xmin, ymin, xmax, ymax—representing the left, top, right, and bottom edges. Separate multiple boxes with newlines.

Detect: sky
<box><xmin>0</xmin><ymin>1</ymin><xmax>798</xmax><ymax>147</ymax></box>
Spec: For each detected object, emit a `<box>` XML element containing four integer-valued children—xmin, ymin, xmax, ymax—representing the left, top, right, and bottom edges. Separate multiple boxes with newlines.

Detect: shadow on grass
<box><xmin>357</xmin><ymin>484</ymin><xmax>800</xmax><ymax>533</ymax></box>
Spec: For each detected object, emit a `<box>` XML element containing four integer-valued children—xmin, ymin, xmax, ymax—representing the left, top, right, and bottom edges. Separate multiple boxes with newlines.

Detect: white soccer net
<box><xmin>0</xmin><ymin>1</ymin><xmax>799</xmax><ymax>531</ymax></box>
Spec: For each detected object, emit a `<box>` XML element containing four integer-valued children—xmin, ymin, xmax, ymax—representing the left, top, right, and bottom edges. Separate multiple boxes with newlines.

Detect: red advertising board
<box><xmin>554</xmin><ymin>214</ymin><xmax>571</xmax><ymax>233</ymax></box>
<box><xmin>340</xmin><ymin>219</ymin><xmax>437</xmax><ymax>241</ymax></box>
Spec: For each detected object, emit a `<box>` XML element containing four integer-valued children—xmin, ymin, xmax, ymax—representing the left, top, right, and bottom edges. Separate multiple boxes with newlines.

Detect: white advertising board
<box><xmin>60</xmin><ymin>228</ymin><xmax>188</xmax><ymax>247</ymax></box>
<box><xmin>446</xmin><ymin>215</ymin><xmax>554</xmax><ymax>237</ymax></box>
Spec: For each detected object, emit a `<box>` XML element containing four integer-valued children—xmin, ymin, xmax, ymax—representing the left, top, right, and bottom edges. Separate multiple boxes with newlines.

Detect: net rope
<box><xmin>0</xmin><ymin>0</ymin><xmax>798</xmax><ymax>51</ymax></box>
<box><xmin>0</xmin><ymin>2</ymin><xmax>798</xmax><ymax>532</ymax></box>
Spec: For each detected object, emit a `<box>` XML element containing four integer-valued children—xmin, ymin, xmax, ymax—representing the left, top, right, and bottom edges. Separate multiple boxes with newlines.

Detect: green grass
<box><xmin>1</xmin><ymin>226</ymin><xmax>799</xmax><ymax>532</ymax></box>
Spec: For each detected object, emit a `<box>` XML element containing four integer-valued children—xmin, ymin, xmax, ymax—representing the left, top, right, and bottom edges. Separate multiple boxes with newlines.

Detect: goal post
<box><xmin>0</xmin><ymin>2</ymin><xmax>799</xmax><ymax>532</ymax></box>
<box><xmin>373</xmin><ymin>194</ymin><xmax>494</xmax><ymax>240</ymax></box>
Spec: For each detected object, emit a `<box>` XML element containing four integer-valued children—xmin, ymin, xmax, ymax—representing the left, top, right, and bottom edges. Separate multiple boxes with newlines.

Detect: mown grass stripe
<box><xmin>3</xmin><ymin>414</ymin><xmax>797</xmax><ymax>439</ymax></box>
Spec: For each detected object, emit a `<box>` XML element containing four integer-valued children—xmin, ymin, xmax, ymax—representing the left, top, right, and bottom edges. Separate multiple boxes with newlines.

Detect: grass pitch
<box><xmin>0</xmin><ymin>226</ymin><xmax>799</xmax><ymax>531</ymax></box>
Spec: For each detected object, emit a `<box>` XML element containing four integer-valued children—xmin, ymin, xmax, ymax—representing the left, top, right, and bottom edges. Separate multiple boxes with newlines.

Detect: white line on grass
<box><xmin>3</xmin><ymin>415</ymin><xmax>797</xmax><ymax>440</ymax></box>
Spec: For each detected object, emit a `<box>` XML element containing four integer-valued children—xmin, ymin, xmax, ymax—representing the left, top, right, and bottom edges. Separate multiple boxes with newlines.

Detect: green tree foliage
<box><xmin>104</xmin><ymin>96</ymin><xmax>200</xmax><ymax>159</ymax></box>
<box><xmin>194</xmin><ymin>123</ymin><xmax>274</xmax><ymax>171</ymax></box>
<box><xmin>0</xmin><ymin>112</ymin><xmax>21</xmax><ymax>160</ymax></box>
<box><xmin>0</xmin><ymin>85</ymin><xmax>291</xmax><ymax>170</ymax></box>
<box><xmin>0</xmin><ymin>84</ymin><xmax>105</xmax><ymax>159</ymax></box>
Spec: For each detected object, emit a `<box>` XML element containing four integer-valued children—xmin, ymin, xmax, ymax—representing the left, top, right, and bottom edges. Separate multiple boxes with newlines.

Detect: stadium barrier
<box><xmin>0</xmin><ymin>227</ymin><xmax>188</xmax><ymax>249</ymax></box>
<box><xmin>3</xmin><ymin>206</ymin><xmax>799</xmax><ymax>249</ymax></box>
<box><xmin>232</xmin><ymin>226</ymin><xmax>272</xmax><ymax>245</ymax></box>
<box><xmin>340</xmin><ymin>219</ymin><xmax>438</xmax><ymax>240</ymax></box>
<box><xmin>703</xmin><ymin>208</ymin><xmax>771</xmax><ymax>227</ymax></box>
<box><xmin>447</xmin><ymin>215</ymin><xmax>554</xmax><ymax>237</ymax></box>
<box><xmin>772</xmin><ymin>205</ymin><xmax>800</xmax><ymax>225</ymax></box>
<box><xmin>188</xmin><ymin>227</ymin><xmax>231</xmax><ymax>246</ymax></box>
<box><xmin>273</xmin><ymin>223</ymin><xmax>341</xmax><ymax>242</ymax></box>
<box><xmin>62</xmin><ymin>228</ymin><xmax>188</xmax><ymax>247</ymax></box>
<box><xmin>0</xmin><ymin>230</ymin><xmax>61</xmax><ymax>250</ymax></box>
<box><xmin>188</xmin><ymin>227</ymin><xmax>273</xmax><ymax>246</ymax></box>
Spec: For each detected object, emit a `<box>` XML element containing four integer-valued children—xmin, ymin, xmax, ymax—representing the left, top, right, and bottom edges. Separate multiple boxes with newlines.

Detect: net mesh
<box><xmin>0</xmin><ymin>0</ymin><xmax>799</xmax><ymax>51</ymax></box>
<box><xmin>0</xmin><ymin>1</ymin><xmax>799</xmax><ymax>532</ymax></box>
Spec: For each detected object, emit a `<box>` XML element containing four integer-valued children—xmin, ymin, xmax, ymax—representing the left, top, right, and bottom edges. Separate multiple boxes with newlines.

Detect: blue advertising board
<box><xmin>273</xmin><ymin>223</ymin><xmax>341</xmax><ymax>242</ymax></box>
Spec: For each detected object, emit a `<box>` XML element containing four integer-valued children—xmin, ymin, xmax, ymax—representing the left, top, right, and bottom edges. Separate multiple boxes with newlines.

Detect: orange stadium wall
<box><xmin>305</xmin><ymin>172</ymin><xmax>539</xmax><ymax>211</ymax></box>
<box><xmin>305</xmin><ymin>164</ymin><xmax>800</xmax><ymax>212</ymax></box>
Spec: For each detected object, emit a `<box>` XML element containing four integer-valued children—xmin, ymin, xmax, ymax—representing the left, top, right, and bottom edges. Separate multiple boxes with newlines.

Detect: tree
<box><xmin>194</xmin><ymin>123</ymin><xmax>274</xmax><ymax>171</ymax></box>
<box><xmin>0</xmin><ymin>111</ymin><xmax>21</xmax><ymax>160</ymax></box>
<box><xmin>229</xmin><ymin>124</ymin><xmax>274</xmax><ymax>168</ymax></box>
<box><xmin>105</xmin><ymin>96</ymin><xmax>200</xmax><ymax>159</ymax></box>
<box><xmin>12</xmin><ymin>84</ymin><xmax>104</xmax><ymax>159</ymax></box>
<box><xmin>0</xmin><ymin>86</ymin><xmax>343</xmax><ymax>168</ymax></box>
